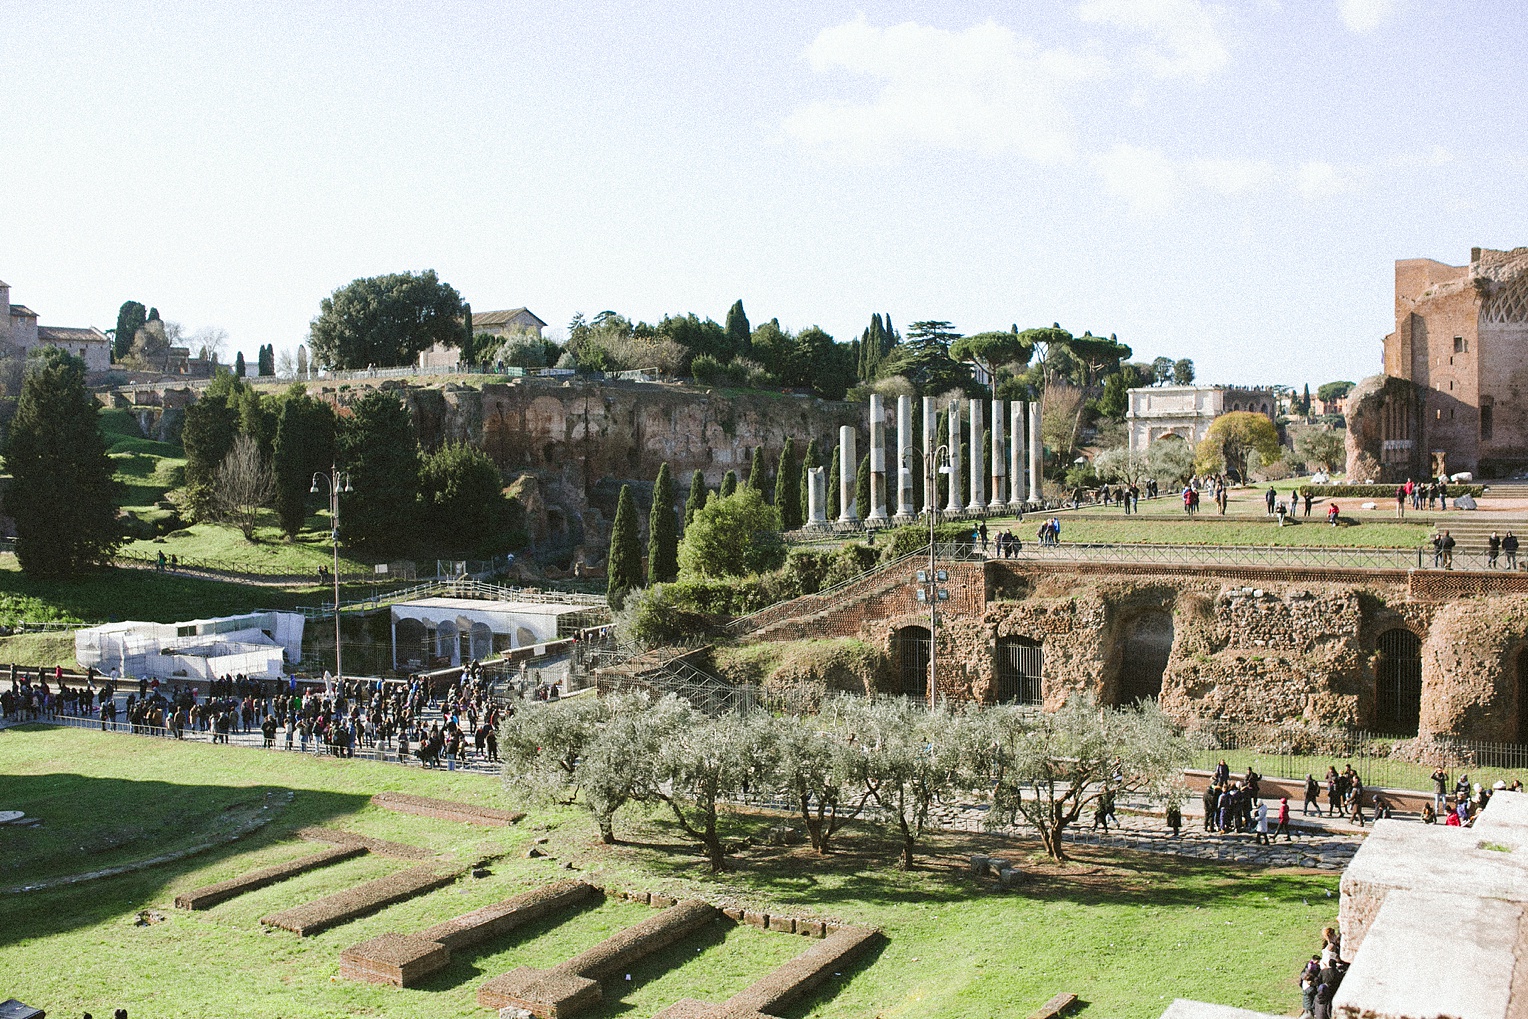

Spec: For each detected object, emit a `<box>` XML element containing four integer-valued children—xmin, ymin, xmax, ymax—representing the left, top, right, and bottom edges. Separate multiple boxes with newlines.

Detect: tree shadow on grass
<box><xmin>0</xmin><ymin>771</ymin><xmax>369</xmax><ymax>947</ymax></box>
<box><xmin>584</xmin><ymin>915</ymin><xmax>736</xmax><ymax>1019</ymax></box>
<box><xmin>612</xmin><ymin>810</ymin><xmax>1333</xmax><ymax>916</ymax></box>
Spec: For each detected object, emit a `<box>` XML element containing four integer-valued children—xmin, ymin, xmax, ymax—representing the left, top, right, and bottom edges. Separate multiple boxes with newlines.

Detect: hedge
<box><xmin>1296</xmin><ymin>484</ymin><xmax>1486</xmax><ymax>499</ymax></box>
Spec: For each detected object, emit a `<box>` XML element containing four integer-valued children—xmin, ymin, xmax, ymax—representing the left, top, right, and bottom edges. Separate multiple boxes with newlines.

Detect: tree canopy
<box><xmin>1196</xmin><ymin>411</ymin><xmax>1281</xmax><ymax>480</ymax></box>
<box><xmin>308</xmin><ymin>270</ymin><xmax>464</xmax><ymax>369</ymax></box>
<box><xmin>337</xmin><ymin>390</ymin><xmax>421</xmax><ymax>552</ymax></box>
<box><xmin>678</xmin><ymin>486</ymin><xmax>784</xmax><ymax>579</ymax></box>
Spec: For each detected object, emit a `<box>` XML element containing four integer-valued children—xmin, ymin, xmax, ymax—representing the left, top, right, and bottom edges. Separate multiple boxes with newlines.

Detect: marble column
<box><xmin>1028</xmin><ymin>402</ymin><xmax>1043</xmax><ymax>506</ymax></box>
<box><xmin>967</xmin><ymin>398</ymin><xmax>985</xmax><ymax>512</ymax></box>
<box><xmin>945</xmin><ymin>402</ymin><xmax>962</xmax><ymax>513</ymax></box>
<box><xmin>867</xmin><ymin>393</ymin><xmax>888</xmax><ymax>522</ymax></box>
<box><xmin>922</xmin><ymin>396</ymin><xmax>937</xmax><ymax>516</ymax></box>
<box><xmin>989</xmin><ymin>398</ymin><xmax>1006</xmax><ymax>510</ymax></box>
<box><xmin>806</xmin><ymin>466</ymin><xmax>827</xmax><ymax>527</ymax></box>
<box><xmin>838</xmin><ymin>425</ymin><xmax>858</xmax><ymax>523</ymax></box>
<box><xmin>1009</xmin><ymin>401</ymin><xmax>1026</xmax><ymax>508</ymax></box>
<box><xmin>895</xmin><ymin>394</ymin><xmax>914</xmax><ymax>521</ymax></box>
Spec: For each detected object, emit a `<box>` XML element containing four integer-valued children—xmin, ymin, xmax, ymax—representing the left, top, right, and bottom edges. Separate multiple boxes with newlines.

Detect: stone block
<box><xmin>478</xmin><ymin>967</ymin><xmax>601</xmax><ymax>1017</ymax></box>
<box><xmin>261</xmin><ymin>864</ymin><xmax>459</xmax><ymax>936</ymax></box>
<box><xmin>743</xmin><ymin>911</ymin><xmax>769</xmax><ymax>928</ymax></box>
<box><xmin>721</xmin><ymin>907</ymin><xmax>745</xmax><ymax>921</ymax></box>
<box><xmin>969</xmin><ymin>855</ymin><xmax>989</xmax><ymax>876</ymax></box>
<box><xmin>797</xmin><ymin>919</ymin><xmax>825</xmax><ymax>938</ymax></box>
<box><xmin>176</xmin><ymin>843</ymin><xmax>365</xmax><ymax>910</ymax></box>
<box><xmin>626</xmin><ymin>891</ymin><xmax>651</xmax><ymax>905</ymax></box>
<box><xmin>339</xmin><ymin>933</ymin><xmax>450</xmax><ymax>987</ymax></box>
<box><xmin>650</xmin><ymin>894</ymin><xmax>676</xmax><ymax>908</ymax></box>
<box><xmin>370</xmin><ymin>790</ymin><xmax>525</xmax><ymax>827</ymax></box>
<box><xmin>767</xmin><ymin>915</ymin><xmax>795</xmax><ymax>934</ymax></box>
<box><xmin>720</xmin><ymin>925</ymin><xmax>882</xmax><ymax>1018</ymax></box>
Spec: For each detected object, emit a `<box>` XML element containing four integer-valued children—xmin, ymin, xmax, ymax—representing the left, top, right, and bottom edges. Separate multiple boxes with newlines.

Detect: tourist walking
<box><xmin>1506</xmin><ymin>531</ymin><xmax>1519</xmax><ymax>570</ymax></box>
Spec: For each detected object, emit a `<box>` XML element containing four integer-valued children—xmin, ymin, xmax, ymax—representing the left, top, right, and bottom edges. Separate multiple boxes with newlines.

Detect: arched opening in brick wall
<box><xmin>1517</xmin><ymin>647</ymin><xmax>1528</xmax><ymax>744</ymax></box>
<box><xmin>1374</xmin><ymin>628</ymin><xmax>1423</xmax><ymax>736</ymax></box>
<box><xmin>1119</xmin><ymin>611</ymin><xmax>1174</xmax><ymax>705</ymax></box>
<box><xmin>893</xmin><ymin>625</ymin><xmax>930</xmax><ymax>699</ymax></box>
<box><xmin>994</xmin><ymin>636</ymin><xmax>1043</xmax><ymax>705</ymax></box>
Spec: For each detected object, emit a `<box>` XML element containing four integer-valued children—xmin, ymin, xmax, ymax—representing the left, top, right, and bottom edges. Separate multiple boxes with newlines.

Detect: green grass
<box><xmin>0</xmin><ymin>726</ymin><xmax>1337</xmax><ymax>1018</ymax></box>
<box><xmin>1035</xmin><ymin>517</ymin><xmax>1432</xmax><ymax>548</ymax></box>
<box><xmin>118</xmin><ymin>519</ymin><xmax>375</xmax><ymax>577</ymax></box>
<box><xmin>1190</xmin><ymin>748</ymin><xmax>1525</xmax><ymax>797</ymax></box>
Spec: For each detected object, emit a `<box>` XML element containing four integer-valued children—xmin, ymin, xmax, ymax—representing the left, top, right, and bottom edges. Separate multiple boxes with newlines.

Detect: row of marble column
<box><xmin>805</xmin><ymin>395</ymin><xmax>1041</xmax><ymax>526</ymax></box>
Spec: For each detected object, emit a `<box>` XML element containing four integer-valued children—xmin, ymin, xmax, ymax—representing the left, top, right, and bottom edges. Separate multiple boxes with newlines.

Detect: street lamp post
<box><xmin>311</xmin><ymin>465</ymin><xmax>353</xmax><ymax>687</ymax></box>
<box><xmin>908</xmin><ymin>444</ymin><xmax>951</xmax><ymax>707</ymax></box>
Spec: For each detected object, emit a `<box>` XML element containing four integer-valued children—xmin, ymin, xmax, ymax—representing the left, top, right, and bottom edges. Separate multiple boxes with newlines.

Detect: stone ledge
<box><xmin>175</xmin><ymin>843</ymin><xmax>365</xmax><ymax>910</ymax></box>
<box><xmin>339</xmin><ymin>932</ymin><xmax>450</xmax><ymax>987</ymax></box>
<box><xmin>295</xmin><ymin>826</ymin><xmax>437</xmax><ymax>860</ymax></box>
<box><xmin>371</xmin><ymin>790</ymin><xmax>525</xmax><ymax>827</ymax></box>
<box><xmin>261</xmin><ymin>864</ymin><xmax>460</xmax><ymax>936</ymax></box>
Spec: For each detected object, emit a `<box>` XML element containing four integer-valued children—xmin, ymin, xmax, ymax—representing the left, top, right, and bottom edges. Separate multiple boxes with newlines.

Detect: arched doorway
<box><xmin>1375</xmin><ymin>628</ymin><xmax>1422</xmax><ymax>735</ymax></box>
<box><xmin>1518</xmin><ymin>647</ymin><xmax>1528</xmax><ymax>744</ymax></box>
<box><xmin>893</xmin><ymin>626</ymin><xmax>930</xmax><ymax>699</ymax></box>
<box><xmin>1119</xmin><ymin>611</ymin><xmax>1174</xmax><ymax>704</ymax></box>
<box><xmin>994</xmin><ymin>637</ymin><xmax>1043</xmax><ymax>705</ymax></box>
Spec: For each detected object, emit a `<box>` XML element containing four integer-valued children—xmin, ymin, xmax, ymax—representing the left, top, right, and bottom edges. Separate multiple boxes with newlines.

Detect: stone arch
<box><xmin>1375</xmin><ymin>627</ymin><xmax>1422</xmax><ymax>735</ymax></box>
<box><xmin>434</xmin><ymin>620</ymin><xmax>460</xmax><ymax>666</ymax></box>
<box><xmin>468</xmin><ymin>622</ymin><xmax>493</xmax><ymax>662</ymax></box>
<box><xmin>993</xmin><ymin>636</ymin><xmax>1042</xmax><ymax>705</ymax></box>
<box><xmin>1232</xmin><ymin>402</ymin><xmax>1241</xmax><ymax>411</ymax></box>
<box><xmin>892</xmin><ymin>625</ymin><xmax>930</xmax><ymax>699</ymax></box>
<box><xmin>1119</xmin><ymin>610</ymin><xmax>1174</xmax><ymax>704</ymax></box>
<box><xmin>395</xmin><ymin>618</ymin><xmax>427</xmax><ymax>670</ymax></box>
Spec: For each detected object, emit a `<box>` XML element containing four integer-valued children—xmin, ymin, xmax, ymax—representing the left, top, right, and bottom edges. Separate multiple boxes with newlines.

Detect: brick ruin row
<box><xmin>735</xmin><ymin>558</ymin><xmax>1528</xmax><ymax>743</ymax></box>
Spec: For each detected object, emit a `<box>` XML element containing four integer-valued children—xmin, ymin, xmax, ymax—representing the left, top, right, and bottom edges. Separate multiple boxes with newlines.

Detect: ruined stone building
<box><xmin>0</xmin><ymin>278</ymin><xmax>111</xmax><ymax>371</ymax></box>
<box><xmin>1125</xmin><ymin>385</ymin><xmax>1277</xmax><ymax>453</ymax></box>
<box><xmin>1348</xmin><ymin>246</ymin><xmax>1528</xmax><ymax>480</ymax></box>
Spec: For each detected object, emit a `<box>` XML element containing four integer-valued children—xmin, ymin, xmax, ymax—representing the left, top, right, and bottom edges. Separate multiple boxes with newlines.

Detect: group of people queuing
<box><xmin>1301</xmin><ymin>765</ymin><xmax>1388</xmax><ymax>826</ymax></box>
<box><xmin>1299</xmin><ymin>927</ymin><xmax>1348</xmax><ymax>1019</ymax></box>
<box><xmin>1202</xmin><ymin>762</ymin><xmax>1291</xmax><ymax>842</ymax></box>
<box><xmin>0</xmin><ymin>664</ymin><xmax>110</xmax><ymax>721</ymax></box>
<box><xmin>1422</xmin><ymin>766</ymin><xmax>1521</xmax><ymax>826</ymax></box>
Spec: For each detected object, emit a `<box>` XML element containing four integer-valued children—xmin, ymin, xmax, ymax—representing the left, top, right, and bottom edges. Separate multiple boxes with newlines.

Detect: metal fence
<box><xmin>1187</xmin><ymin>720</ymin><xmax>1528</xmax><ymax>791</ymax></box>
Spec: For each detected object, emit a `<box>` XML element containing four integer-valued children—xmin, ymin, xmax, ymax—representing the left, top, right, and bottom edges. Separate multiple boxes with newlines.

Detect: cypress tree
<box><xmin>234</xmin><ymin>351</ymin><xmax>246</xmax><ymax>377</ymax></box>
<box><xmin>113</xmin><ymin>300</ymin><xmax>147</xmax><ymax>361</ymax></box>
<box><xmin>684</xmin><ymin>469</ymin><xmax>706</xmax><ymax>528</ymax></box>
<box><xmin>983</xmin><ymin>427</ymin><xmax>992</xmax><ymax>497</ymax></box>
<box><xmin>827</xmin><ymin>445</ymin><xmax>841</xmax><ymax>520</ymax></box>
<box><xmin>775</xmin><ymin>438</ymin><xmax>801</xmax><ymax>531</ymax></box>
<box><xmin>337</xmin><ymin>390</ymin><xmax>422</xmax><ymax>554</ymax></box>
<box><xmin>855</xmin><ymin>452</ymin><xmax>870</xmax><ymax>520</ymax></box>
<box><xmin>273</xmin><ymin>388</ymin><xmax>336</xmax><ymax>537</ymax></box>
<box><xmin>462</xmin><ymin>303</ymin><xmax>474</xmax><ymax>363</ymax></box>
<box><xmin>725</xmin><ymin>300</ymin><xmax>750</xmax><ymax>360</ymax></box>
<box><xmin>607</xmin><ymin>484</ymin><xmax>642</xmax><ymax>608</ymax></box>
<box><xmin>935</xmin><ymin>408</ymin><xmax>950</xmax><ymax>507</ymax></box>
<box><xmin>720</xmin><ymin>470</ymin><xmax>738</xmax><ymax>498</ymax></box>
<box><xmin>747</xmin><ymin>447</ymin><xmax>765</xmax><ymax>492</ymax></box>
<box><xmin>4</xmin><ymin>348</ymin><xmax>119</xmax><ymax>576</ymax></box>
<box><xmin>648</xmin><ymin>463</ymin><xmax>678</xmax><ymax>584</ymax></box>
<box><xmin>799</xmin><ymin>438</ymin><xmax>821</xmax><ymax>525</ymax></box>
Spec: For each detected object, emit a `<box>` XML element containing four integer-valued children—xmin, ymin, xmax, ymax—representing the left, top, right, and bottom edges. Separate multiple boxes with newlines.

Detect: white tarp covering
<box><xmin>75</xmin><ymin>611</ymin><xmax>305</xmax><ymax>680</ymax></box>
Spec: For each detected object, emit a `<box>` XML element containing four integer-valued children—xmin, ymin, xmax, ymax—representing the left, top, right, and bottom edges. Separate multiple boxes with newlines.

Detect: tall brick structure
<box><xmin>1355</xmin><ymin>246</ymin><xmax>1528</xmax><ymax>479</ymax></box>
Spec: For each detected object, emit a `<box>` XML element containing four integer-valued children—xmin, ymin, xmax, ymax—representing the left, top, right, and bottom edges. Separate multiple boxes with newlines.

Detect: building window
<box><xmin>1454</xmin><ymin>336</ymin><xmax>1467</xmax><ymax>353</ymax></box>
<box><xmin>1482</xmin><ymin>404</ymin><xmax>1494</xmax><ymax>441</ymax></box>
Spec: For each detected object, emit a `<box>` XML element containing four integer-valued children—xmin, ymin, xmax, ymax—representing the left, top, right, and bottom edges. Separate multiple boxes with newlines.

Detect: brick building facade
<box><xmin>1359</xmin><ymin>246</ymin><xmax>1528</xmax><ymax>478</ymax></box>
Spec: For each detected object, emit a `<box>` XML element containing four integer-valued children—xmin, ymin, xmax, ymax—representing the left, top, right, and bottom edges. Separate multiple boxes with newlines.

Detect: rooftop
<box><xmin>474</xmin><ymin>307</ymin><xmax>547</xmax><ymax>328</ymax></box>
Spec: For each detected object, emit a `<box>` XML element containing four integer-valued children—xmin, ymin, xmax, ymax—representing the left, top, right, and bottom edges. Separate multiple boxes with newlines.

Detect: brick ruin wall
<box><xmin>748</xmin><ymin>561</ymin><xmax>1528</xmax><ymax>742</ymax></box>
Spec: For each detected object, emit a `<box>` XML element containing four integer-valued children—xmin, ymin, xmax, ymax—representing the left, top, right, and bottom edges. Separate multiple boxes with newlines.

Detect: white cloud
<box><xmin>1075</xmin><ymin>0</ymin><xmax>1230</xmax><ymax>81</ymax></box>
<box><xmin>1296</xmin><ymin>160</ymin><xmax>1359</xmax><ymax>199</ymax></box>
<box><xmin>783</xmin><ymin>17</ymin><xmax>1102</xmax><ymax>161</ymax></box>
<box><xmin>1093</xmin><ymin>143</ymin><xmax>1182</xmax><ymax>216</ymax></box>
<box><xmin>1337</xmin><ymin>0</ymin><xmax>1397</xmax><ymax>32</ymax></box>
<box><xmin>1186</xmin><ymin>157</ymin><xmax>1278</xmax><ymax>195</ymax></box>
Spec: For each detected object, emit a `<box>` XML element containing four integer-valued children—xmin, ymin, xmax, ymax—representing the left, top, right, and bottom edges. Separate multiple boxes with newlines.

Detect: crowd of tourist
<box><xmin>1298</xmin><ymin>926</ymin><xmax>1348</xmax><ymax>1019</ymax></box>
<box><xmin>1421</xmin><ymin>765</ymin><xmax>1521</xmax><ymax>825</ymax></box>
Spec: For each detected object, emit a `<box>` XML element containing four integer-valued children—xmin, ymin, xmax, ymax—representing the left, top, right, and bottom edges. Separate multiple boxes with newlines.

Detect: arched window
<box><xmin>893</xmin><ymin>626</ymin><xmax>931</xmax><ymax>699</ymax></box>
<box><xmin>1375</xmin><ymin>629</ymin><xmax>1422</xmax><ymax>735</ymax></box>
<box><xmin>995</xmin><ymin>636</ymin><xmax>1043</xmax><ymax>705</ymax></box>
<box><xmin>1119</xmin><ymin>611</ymin><xmax>1174</xmax><ymax>704</ymax></box>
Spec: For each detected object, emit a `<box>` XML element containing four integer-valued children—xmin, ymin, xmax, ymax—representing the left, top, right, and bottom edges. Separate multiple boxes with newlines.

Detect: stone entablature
<box><xmin>1125</xmin><ymin>385</ymin><xmax>1277</xmax><ymax>453</ymax></box>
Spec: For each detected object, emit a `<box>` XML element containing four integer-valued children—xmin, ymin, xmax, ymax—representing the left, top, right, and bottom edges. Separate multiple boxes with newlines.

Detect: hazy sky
<box><xmin>4</xmin><ymin>0</ymin><xmax>1525</xmax><ymax>386</ymax></box>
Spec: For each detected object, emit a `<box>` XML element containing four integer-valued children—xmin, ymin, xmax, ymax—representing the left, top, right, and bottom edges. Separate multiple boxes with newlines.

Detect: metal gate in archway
<box><xmin>894</xmin><ymin>626</ymin><xmax>931</xmax><ymax>699</ymax></box>
<box><xmin>1375</xmin><ymin>628</ymin><xmax>1422</xmax><ymax>736</ymax></box>
<box><xmin>995</xmin><ymin>637</ymin><xmax>1043</xmax><ymax>705</ymax></box>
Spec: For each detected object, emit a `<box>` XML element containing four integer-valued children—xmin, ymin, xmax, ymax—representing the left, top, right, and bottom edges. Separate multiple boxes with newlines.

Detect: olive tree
<box><xmin>961</xmin><ymin>696</ymin><xmax>1191</xmax><ymax>861</ymax></box>
<box><xmin>762</xmin><ymin>708</ymin><xmax>873</xmax><ymax>855</ymax></box>
<box><xmin>839</xmin><ymin>697</ymin><xmax>960</xmax><ymax>870</ymax></box>
<box><xmin>648</xmin><ymin>704</ymin><xmax>770</xmax><ymax>872</ymax></box>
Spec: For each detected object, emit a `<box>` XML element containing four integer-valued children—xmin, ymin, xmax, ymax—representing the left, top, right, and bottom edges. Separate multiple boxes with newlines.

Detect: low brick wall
<box><xmin>478</xmin><ymin>898</ymin><xmax>717</xmax><ymax>1017</ymax></box>
<box><xmin>338</xmin><ymin>932</ymin><xmax>450</xmax><ymax>987</ymax></box>
<box><xmin>370</xmin><ymin>791</ymin><xmax>525</xmax><ymax>827</ymax></box>
<box><xmin>653</xmin><ymin>925</ymin><xmax>881</xmax><ymax>1019</ymax></box>
<box><xmin>175</xmin><ymin>843</ymin><xmax>365</xmax><ymax>910</ymax></box>
<box><xmin>296</xmin><ymin>826</ymin><xmax>438</xmax><ymax>860</ymax></box>
<box><xmin>261</xmin><ymin>864</ymin><xmax>460</xmax><ymax>936</ymax></box>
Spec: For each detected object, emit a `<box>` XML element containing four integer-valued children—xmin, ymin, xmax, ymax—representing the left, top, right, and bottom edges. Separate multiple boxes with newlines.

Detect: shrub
<box><xmin>613</xmin><ymin>584</ymin><xmax>716</xmax><ymax>648</ymax></box>
<box><xmin>678</xmin><ymin>486</ymin><xmax>784</xmax><ymax>579</ymax></box>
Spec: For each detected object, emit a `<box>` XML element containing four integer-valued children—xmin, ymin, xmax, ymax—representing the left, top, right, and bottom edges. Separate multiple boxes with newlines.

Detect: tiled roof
<box><xmin>38</xmin><ymin>325</ymin><xmax>108</xmax><ymax>344</ymax></box>
<box><xmin>473</xmin><ymin>307</ymin><xmax>546</xmax><ymax>328</ymax></box>
<box><xmin>9</xmin><ymin>304</ymin><xmax>37</xmax><ymax>318</ymax></box>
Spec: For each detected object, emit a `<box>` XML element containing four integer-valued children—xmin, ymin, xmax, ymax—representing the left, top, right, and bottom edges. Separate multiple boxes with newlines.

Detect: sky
<box><xmin>3</xmin><ymin>0</ymin><xmax>1526</xmax><ymax>387</ymax></box>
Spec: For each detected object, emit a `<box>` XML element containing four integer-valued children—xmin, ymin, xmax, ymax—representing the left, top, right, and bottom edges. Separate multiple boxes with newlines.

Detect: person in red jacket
<box><xmin>1274</xmin><ymin>796</ymin><xmax>1291</xmax><ymax>842</ymax></box>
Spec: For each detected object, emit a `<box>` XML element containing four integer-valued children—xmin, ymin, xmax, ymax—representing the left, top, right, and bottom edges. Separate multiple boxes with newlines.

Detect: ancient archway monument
<box><xmin>733</xmin><ymin>556</ymin><xmax>1528</xmax><ymax>742</ymax></box>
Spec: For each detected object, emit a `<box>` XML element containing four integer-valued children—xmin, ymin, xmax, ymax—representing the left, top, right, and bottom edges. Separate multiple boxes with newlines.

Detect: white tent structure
<box><xmin>389</xmin><ymin>597</ymin><xmax>591</xmax><ymax>671</ymax></box>
<box><xmin>75</xmin><ymin>611</ymin><xmax>305</xmax><ymax>682</ymax></box>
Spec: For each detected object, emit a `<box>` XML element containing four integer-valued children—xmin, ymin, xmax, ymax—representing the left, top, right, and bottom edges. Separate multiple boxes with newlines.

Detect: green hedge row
<box><xmin>1296</xmin><ymin>484</ymin><xmax>1485</xmax><ymax>499</ymax></box>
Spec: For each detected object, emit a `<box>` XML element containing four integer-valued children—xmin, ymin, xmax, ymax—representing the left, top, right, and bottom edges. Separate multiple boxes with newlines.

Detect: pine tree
<box><xmin>855</xmin><ymin>452</ymin><xmax>870</xmax><ymax>520</ymax></box>
<box><xmin>720</xmin><ymin>471</ymin><xmax>738</xmax><ymax>498</ymax></box>
<box><xmin>4</xmin><ymin>348</ymin><xmax>119</xmax><ymax>576</ymax></box>
<box><xmin>747</xmin><ymin>447</ymin><xmax>765</xmax><ymax>492</ymax></box>
<box><xmin>827</xmin><ymin>445</ymin><xmax>841</xmax><ymax>520</ymax></box>
<box><xmin>799</xmin><ymin>438</ymin><xmax>821</xmax><ymax>525</ymax></box>
<box><xmin>234</xmin><ymin>351</ymin><xmax>246</xmax><ymax>377</ymax></box>
<box><xmin>684</xmin><ymin>469</ymin><xmax>706</xmax><ymax>529</ymax></box>
<box><xmin>725</xmin><ymin>300</ymin><xmax>750</xmax><ymax>361</ymax></box>
<box><xmin>774</xmin><ymin>438</ymin><xmax>801</xmax><ymax>530</ymax></box>
<box><xmin>607</xmin><ymin>484</ymin><xmax>642</xmax><ymax>608</ymax></box>
<box><xmin>647</xmin><ymin>463</ymin><xmax>678</xmax><ymax>584</ymax></box>
<box><xmin>272</xmin><ymin>388</ymin><xmax>336</xmax><ymax>537</ymax></box>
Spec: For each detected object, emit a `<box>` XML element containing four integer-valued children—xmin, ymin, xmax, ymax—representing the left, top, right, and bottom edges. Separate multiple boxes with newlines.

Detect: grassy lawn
<box><xmin>1024</xmin><ymin>516</ymin><xmax>1431</xmax><ymax>548</ymax></box>
<box><xmin>0</xmin><ymin>726</ymin><xmax>1335</xmax><ymax>1018</ymax></box>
